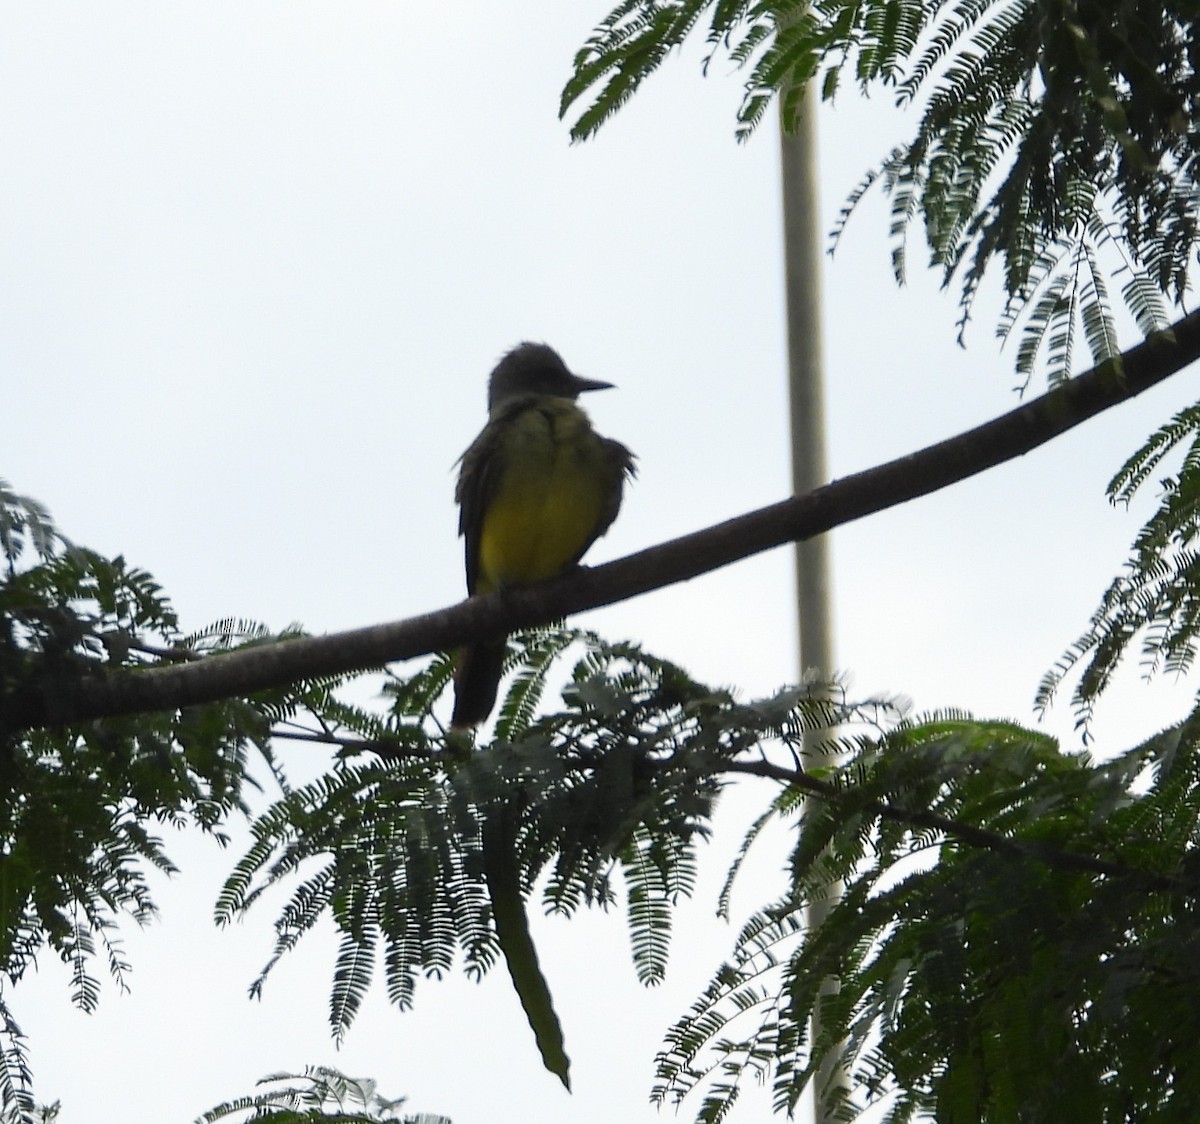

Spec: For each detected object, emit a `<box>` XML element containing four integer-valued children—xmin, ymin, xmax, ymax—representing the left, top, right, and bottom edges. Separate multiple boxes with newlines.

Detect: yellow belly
<box><xmin>476</xmin><ymin>411</ymin><xmax>609</xmax><ymax>594</ymax></box>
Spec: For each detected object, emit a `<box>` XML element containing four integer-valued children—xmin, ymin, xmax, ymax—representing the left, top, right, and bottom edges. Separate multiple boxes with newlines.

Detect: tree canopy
<box><xmin>564</xmin><ymin>0</ymin><xmax>1199</xmax><ymax>385</ymax></box>
<box><xmin>2</xmin><ymin>2</ymin><xmax>1199</xmax><ymax>1123</ymax></box>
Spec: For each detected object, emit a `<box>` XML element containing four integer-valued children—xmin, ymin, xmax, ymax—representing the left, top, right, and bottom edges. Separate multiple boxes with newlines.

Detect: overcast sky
<box><xmin>4</xmin><ymin>2</ymin><xmax>1199</xmax><ymax>1122</ymax></box>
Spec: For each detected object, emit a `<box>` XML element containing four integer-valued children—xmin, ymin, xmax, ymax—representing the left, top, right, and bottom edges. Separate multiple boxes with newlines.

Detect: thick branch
<box><xmin>15</xmin><ymin>312</ymin><xmax>1200</xmax><ymax>730</ymax></box>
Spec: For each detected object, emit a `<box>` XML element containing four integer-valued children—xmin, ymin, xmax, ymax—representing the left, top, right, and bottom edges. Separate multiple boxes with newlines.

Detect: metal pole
<box><xmin>779</xmin><ymin>87</ymin><xmax>847</xmax><ymax>1120</ymax></box>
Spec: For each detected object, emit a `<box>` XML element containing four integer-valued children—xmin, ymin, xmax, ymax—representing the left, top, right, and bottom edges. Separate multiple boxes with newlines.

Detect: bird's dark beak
<box><xmin>571</xmin><ymin>375</ymin><xmax>615</xmax><ymax>394</ymax></box>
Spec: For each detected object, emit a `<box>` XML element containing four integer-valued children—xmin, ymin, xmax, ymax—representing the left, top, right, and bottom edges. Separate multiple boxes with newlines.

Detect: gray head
<box><xmin>487</xmin><ymin>342</ymin><xmax>613</xmax><ymax>413</ymax></box>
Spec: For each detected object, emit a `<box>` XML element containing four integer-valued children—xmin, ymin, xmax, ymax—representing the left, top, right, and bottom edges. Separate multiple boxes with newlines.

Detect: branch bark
<box><xmin>15</xmin><ymin>312</ymin><xmax>1200</xmax><ymax>731</ymax></box>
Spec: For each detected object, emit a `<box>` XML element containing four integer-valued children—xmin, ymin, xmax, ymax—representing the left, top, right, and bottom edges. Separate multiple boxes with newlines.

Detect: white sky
<box><xmin>3</xmin><ymin>2</ymin><xmax>1199</xmax><ymax>1122</ymax></box>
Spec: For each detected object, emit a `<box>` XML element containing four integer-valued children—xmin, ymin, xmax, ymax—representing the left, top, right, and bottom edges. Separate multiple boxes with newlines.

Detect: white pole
<box><xmin>779</xmin><ymin>88</ymin><xmax>846</xmax><ymax>1121</ymax></box>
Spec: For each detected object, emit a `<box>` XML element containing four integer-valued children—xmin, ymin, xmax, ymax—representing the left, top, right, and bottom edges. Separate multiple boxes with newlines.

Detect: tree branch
<box><xmin>15</xmin><ymin>312</ymin><xmax>1200</xmax><ymax>731</ymax></box>
<box><xmin>724</xmin><ymin>758</ymin><xmax>1191</xmax><ymax>895</ymax></box>
<box><xmin>225</xmin><ymin>720</ymin><xmax>1198</xmax><ymax>895</ymax></box>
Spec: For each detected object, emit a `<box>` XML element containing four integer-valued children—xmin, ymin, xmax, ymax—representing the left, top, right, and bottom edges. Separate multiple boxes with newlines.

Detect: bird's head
<box><xmin>487</xmin><ymin>342</ymin><xmax>613</xmax><ymax>413</ymax></box>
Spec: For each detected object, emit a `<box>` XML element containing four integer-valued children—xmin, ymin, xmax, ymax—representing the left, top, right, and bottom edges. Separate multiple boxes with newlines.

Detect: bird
<box><xmin>452</xmin><ymin>342</ymin><xmax>636</xmax><ymax>729</ymax></box>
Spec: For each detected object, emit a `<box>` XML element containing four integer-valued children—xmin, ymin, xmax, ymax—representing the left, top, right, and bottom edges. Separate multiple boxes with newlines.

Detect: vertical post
<box><xmin>779</xmin><ymin>86</ymin><xmax>846</xmax><ymax>1119</ymax></box>
<box><xmin>781</xmin><ymin>94</ymin><xmax>833</xmax><ymax>670</ymax></box>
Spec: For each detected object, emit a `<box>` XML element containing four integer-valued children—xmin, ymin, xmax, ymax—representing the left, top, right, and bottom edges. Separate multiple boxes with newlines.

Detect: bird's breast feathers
<box><xmin>475</xmin><ymin>399</ymin><xmax>620</xmax><ymax>592</ymax></box>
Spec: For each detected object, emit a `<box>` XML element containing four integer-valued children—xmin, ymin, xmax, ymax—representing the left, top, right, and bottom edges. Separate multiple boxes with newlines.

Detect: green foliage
<box><xmin>0</xmin><ymin>1106</ymin><xmax>57</xmax><ymax>1124</ymax></box>
<box><xmin>228</xmin><ymin>624</ymin><xmax>1200</xmax><ymax>1120</ymax></box>
<box><xmin>9</xmin><ymin>466</ymin><xmax>1200</xmax><ymax>1120</ymax></box>
<box><xmin>0</xmin><ymin>483</ymin><xmax>59</xmax><ymax>576</ymax></box>
<box><xmin>217</xmin><ymin>628</ymin><xmax>868</xmax><ymax>1084</ymax></box>
<box><xmin>196</xmin><ymin>1064</ymin><xmax>449</xmax><ymax>1123</ymax></box>
<box><xmin>654</xmin><ymin>712</ymin><xmax>1200</xmax><ymax>1122</ymax></box>
<box><xmin>0</xmin><ymin>480</ymin><xmax>369</xmax><ymax>1121</ymax></box>
<box><xmin>1038</xmin><ymin>402</ymin><xmax>1200</xmax><ymax>729</ymax></box>
<box><xmin>481</xmin><ymin>797</ymin><xmax>572</xmax><ymax>1088</ymax></box>
<box><xmin>564</xmin><ymin>0</ymin><xmax>1198</xmax><ymax>380</ymax></box>
<box><xmin>995</xmin><ymin>213</ymin><xmax>1170</xmax><ymax>389</ymax></box>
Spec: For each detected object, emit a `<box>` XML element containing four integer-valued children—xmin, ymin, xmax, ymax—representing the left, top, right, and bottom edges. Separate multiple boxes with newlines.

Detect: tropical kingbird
<box><xmin>452</xmin><ymin>342</ymin><xmax>636</xmax><ymax>729</ymax></box>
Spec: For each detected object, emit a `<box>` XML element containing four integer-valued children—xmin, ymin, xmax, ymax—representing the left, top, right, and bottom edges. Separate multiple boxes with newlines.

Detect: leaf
<box><xmin>482</xmin><ymin>807</ymin><xmax>571</xmax><ymax>1090</ymax></box>
<box><xmin>564</xmin><ymin>0</ymin><xmax>1200</xmax><ymax>385</ymax></box>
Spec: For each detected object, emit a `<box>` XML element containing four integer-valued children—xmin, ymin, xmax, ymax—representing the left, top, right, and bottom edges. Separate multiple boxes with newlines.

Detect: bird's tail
<box><xmin>451</xmin><ymin>634</ymin><xmax>508</xmax><ymax>730</ymax></box>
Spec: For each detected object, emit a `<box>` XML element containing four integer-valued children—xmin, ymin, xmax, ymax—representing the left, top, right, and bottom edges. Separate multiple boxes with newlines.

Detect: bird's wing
<box><xmin>598</xmin><ymin>437</ymin><xmax>637</xmax><ymax>538</ymax></box>
<box><xmin>567</xmin><ymin>436</ymin><xmax>637</xmax><ymax>568</ymax></box>
<box><xmin>455</xmin><ymin>410</ymin><xmax>511</xmax><ymax>596</ymax></box>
